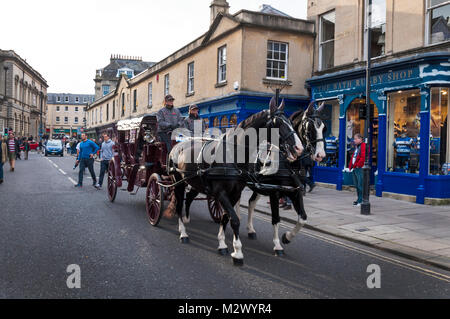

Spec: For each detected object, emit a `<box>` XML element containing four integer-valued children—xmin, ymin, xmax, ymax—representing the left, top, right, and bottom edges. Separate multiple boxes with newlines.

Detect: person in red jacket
<box><xmin>348</xmin><ymin>133</ymin><xmax>366</xmax><ymax>206</ymax></box>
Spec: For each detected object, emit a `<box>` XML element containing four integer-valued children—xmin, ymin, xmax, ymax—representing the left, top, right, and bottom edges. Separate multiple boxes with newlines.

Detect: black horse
<box><xmin>246</xmin><ymin>101</ymin><xmax>327</xmax><ymax>254</ymax></box>
<box><xmin>167</xmin><ymin>98</ymin><xmax>303</xmax><ymax>266</ymax></box>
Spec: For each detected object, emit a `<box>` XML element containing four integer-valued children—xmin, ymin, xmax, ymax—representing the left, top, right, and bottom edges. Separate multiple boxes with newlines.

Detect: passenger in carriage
<box><xmin>156</xmin><ymin>94</ymin><xmax>184</xmax><ymax>153</ymax></box>
<box><xmin>184</xmin><ymin>104</ymin><xmax>206</xmax><ymax>136</ymax></box>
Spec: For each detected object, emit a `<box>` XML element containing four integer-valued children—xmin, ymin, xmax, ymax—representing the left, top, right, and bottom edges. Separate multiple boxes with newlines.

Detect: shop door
<box><xmin>346</xmin><ymin>99</ymin><xmax>379</xmax><ymax>184</ymax></box>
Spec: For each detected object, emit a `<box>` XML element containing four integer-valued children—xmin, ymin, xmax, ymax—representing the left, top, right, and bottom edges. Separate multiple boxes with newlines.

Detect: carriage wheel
<box><xmin>146</xmin><ymin>173</ymin><xmax>165</xmax><ymax>226</ymax></box>
<box><xmin>207</xmin><ymin>196</ymin><xmax>224</xmax><ymax>224</ymax></box>
<box><xmin>107</xmin><ymin>161</ymin><xmax>118</xmax><ymax>202</ymax></box>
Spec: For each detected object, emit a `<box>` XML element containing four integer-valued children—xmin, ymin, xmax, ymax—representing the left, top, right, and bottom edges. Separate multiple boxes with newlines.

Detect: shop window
<box><xmin>387</xmin><ymin>90</ymin><xmax>421</xmax><ymax>173</ymax></box>
<box><xmin>221</xmin><ymin>116</ymin><xmax>229</xmax><ymax>128</ymax></box>
<box><xmin>430</xmin><ymin>87</ymin><xmax>449</xmax><ymax>175</ymax></box>
<box><xmin>229</xmin><ymin>114</ymin><xmax>238</xmax><ymax>127</ymax></box>
<box><xmin>319</xmin><ymin>10</ymin><xmax>335</xmax><ymax>70</ymax></box>
<box><xmin>346</xmin><ymin>99</ymin><xmax>379</xmax><ymax>168</ymax></box>
<box><xmin>213</xmin><ymin>117</ymin><xmax>220</xmax><ymax>127</ymax></box>
<box><xmin>427</xmin><ymin>0</ymin><xmax>450</xmax><ymax>44</ymax></box>
<box><xmin>319</xmin><ymin>99</ymin><xmax>340</xmax><ymax>168</ymax></box>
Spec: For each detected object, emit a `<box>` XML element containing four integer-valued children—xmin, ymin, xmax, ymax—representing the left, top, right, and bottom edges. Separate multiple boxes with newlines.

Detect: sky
<box><xmin>1</xmin><ymin>0</ymin><xmax>307</xmax><ymax>95</ymax></box>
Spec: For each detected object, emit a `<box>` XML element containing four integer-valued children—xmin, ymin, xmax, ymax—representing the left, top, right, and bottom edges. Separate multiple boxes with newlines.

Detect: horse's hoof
<box><xmin>274</xmin><ymin>250</ymin><xmax>285</xmax><ymax>257</ymax></box>
<box><xmin>248</xmin><ymin>233</ymin><xmax>257</xmax><ymax>240</ymax></box>
<box><xmin>232</xmin><ymin>257</ymin><xmax>244</xmax><ymax>266</ymax></box>
<box><xmin>180</xmin><ymin>237</ymin><xmax>190</xmax><ymax>244</ymax></box>
<box><xmin>218</xmin><ymin>248</ymin><xmax>229</xmax><ymax>256</ymax></box>
<box><xmin>282</xmin><ymin>233</ymin><xmax>291</xmax><ymax>245</ymax></box>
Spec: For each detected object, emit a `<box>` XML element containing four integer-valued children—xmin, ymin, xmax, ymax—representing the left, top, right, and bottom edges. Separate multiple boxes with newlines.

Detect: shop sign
<box><xmin>314</xmin><ymin>68</ymin><xmax>418</xmax><ymax>93</ymax></box>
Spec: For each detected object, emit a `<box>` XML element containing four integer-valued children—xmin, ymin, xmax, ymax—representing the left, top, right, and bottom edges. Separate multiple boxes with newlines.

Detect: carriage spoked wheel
<box><xmin>207</xmin><ymin>196</ymin><xmax>224</xmax><ymax>224</ymax></box>
<box><xmin>107</xmin><ymin>160</ymin><xmax>118</xmax><ymax>202</ymax></box>
<box><xmin>146</xmin><ymin>173</ymin><xmax>165</xmax><ymax>226</ymax></box>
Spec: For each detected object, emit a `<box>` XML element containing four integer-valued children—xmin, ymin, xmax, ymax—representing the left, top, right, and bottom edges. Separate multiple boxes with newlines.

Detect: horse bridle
<box><xmin>299</xmin><ymin>115</ymin><xmax>325</xmax><ymax>157</ymax></box>
<box><xmin>267</xmin><ymin>112</ymin><xmax>299</xmax><ymax>158</ymax></box>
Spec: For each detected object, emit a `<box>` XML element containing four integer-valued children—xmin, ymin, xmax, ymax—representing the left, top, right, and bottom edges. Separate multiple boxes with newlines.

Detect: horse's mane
<box><xmin>289</xmin><ymin>110</ymin><xmax>304</xmax><ymax>131</ymax></box>
<box><xmin>238</xmin><ymin>110</ymin><xmax>269</xmax><ymax>130</ymax></box>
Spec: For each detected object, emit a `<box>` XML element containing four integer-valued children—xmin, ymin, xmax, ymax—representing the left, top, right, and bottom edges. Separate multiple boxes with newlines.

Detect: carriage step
<box><xmin>120</xmin><ymin>189</ymin><xmax>128</xmax><ymax>191</ymax></box>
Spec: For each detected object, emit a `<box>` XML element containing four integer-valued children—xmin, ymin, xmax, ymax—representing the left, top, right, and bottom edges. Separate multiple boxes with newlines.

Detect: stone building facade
<box><xmin>0</xmin><ymin>50</ymin><xmax>48</xmax><ymax>139</ymax></box>
<box><xmin>86</xmin><ymin>1</ymin><xmax>315</xmax><ymax>138</ymax></box>
<box><xmin>47</xmin><ymin>93</ymin><xmax>94</xmax><ymax>138</ymax></box>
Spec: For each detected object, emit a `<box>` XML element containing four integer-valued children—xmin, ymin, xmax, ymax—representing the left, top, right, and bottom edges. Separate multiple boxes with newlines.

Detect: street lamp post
<box><xmin>361</xmin><ymin>0</ymin><xmax>372</xmax><ymax>215</ymax></box>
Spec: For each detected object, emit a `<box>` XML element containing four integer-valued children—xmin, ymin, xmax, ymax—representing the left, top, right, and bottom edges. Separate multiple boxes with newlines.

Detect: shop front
<box><xmin>306</xmin><ymin>52</ymin><xmax>450</xmax><ymax>204</ymax></box>
<box><xmin>179</xmin><ymin>92</ymin><xmax>310</xmax><ymax>133</ymax></box>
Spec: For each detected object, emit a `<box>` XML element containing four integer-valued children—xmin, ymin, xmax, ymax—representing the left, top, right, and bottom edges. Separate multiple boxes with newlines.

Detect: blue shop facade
<box><xmin>306</xmin><ymin>52</ymin><xmax>450</xmax><ymax>204</ymax></box>
<box><xmin>179</xmin><ymin>91</ymin><xmax>310</xmax><ymax>131</ymax></box>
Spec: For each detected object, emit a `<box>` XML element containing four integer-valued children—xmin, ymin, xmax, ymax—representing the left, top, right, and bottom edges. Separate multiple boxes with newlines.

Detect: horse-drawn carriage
<box><xmin>106</xmin><ymin>98</ymin><xmax>326</xmax><ymax>266</ymax></box>
<box><xmin>106</xmin><ymin>115</ymin><xmax>224</xmax><ymax>226</ymax></box>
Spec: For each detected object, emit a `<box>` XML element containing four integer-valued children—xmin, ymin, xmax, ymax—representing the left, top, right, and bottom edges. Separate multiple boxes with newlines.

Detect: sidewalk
<box><xmin>239</xmin><ymin>186</ymin><xmax>450</xmax><ymax>271</ymax></box>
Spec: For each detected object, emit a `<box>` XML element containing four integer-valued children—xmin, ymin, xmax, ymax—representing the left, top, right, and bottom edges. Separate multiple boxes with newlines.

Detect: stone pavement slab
<box><xmin>239</xmin><ymin>186</ymin><xmax>450</xmax><ymax>271</ymax></box>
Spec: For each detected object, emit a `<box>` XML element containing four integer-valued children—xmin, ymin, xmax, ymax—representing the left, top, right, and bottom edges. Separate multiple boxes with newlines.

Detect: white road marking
<box><xmin>53</xmin><ymin>164</ymin><xmax>58</xmax><ymax>168</ymax></box>
<box><xmin>68</xmin><ymin>177</ymin><xmax>77</xmax><ymax>185</ymax></box>
<box><xmin>58</xmin><ymin>169</ymin><xmax>67</xmax><ymax>175</ymax></box>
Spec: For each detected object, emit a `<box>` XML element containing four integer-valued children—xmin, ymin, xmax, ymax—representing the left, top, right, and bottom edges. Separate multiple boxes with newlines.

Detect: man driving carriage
<box><xmin>156</xmin><ymin>94</ymin><xmax>184</xmax><ymax>153</ymax></box>
<box><xmin>184</xmin><ymin>104</ymin><xmax>206</xmax><ymax>135</ymax></box>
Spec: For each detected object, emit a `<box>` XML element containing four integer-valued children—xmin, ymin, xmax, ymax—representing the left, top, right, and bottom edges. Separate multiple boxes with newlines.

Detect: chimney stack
<box><xmin>210</xmin><ymin>0</ymin><xmax>230</xmax><ymax>25</ymax></box>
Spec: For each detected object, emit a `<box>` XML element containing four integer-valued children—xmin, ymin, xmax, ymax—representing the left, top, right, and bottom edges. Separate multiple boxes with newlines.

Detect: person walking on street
<box><xmin>23</xmin><ymin>138</ymin><xmax>30</xmax><ymax>160</ymax></box>
<box><xmin>38</xmin><ymin>139</ymin><xmax>43</xmax><ymax>154</ymax></box>
<box><xmin>156</xmin><ymin>94</ymin><xmax>184</xmax><ymax>153</ymax></box>
<box><xmin>74</xmin><ymin>133</ymin><xmax>99</xmax><ymax>188</ymax></box>
<box><xmin>95</xmin><ymin>133</ymin><xmax>115</xmax><ymax>189</ymax></box>
<box><xmin>348</xmin><ymin>133</ymin><xmax>366</xmax><ymax>206</ymax></box>
<box><xmin>0</xmin><ymin>136</ymin><xmax>7</xmax><ymax>184</ymax></box>
<box><xmin>7</xmin><ymin>132</ymin><xmax>19</xmax><ymax>172</ymax></box>
<box><xmin>15</xmin><ymin>137</ymin><xmax>21</xmax><ymax>160</ymax></box>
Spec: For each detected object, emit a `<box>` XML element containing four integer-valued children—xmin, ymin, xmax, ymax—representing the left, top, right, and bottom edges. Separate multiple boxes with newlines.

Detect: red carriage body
<box><xmin>107</xmin><ymin>115</ymin><xmax>223</xmax><ymax>226</ymax></box>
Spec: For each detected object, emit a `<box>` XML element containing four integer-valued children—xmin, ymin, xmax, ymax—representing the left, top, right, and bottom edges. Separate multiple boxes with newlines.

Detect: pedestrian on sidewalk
<box><xmin>0</xmin><ymin>136</ymin><xmax>7</xmax><ymax>184</ymax></box>
<box><xmin>95</xmin><ymin>133</ymin><xmax>115</xmax><ymax>189</ymax></box>
<box><xmin>74</xmin><ymin>133</ymin><xmax>99</xmax><ymax>188</ymax></box>
<box><xmin>7</xmin><ymin>132</ymin><xmax>19</xmax><ymax>172</ymax></box>
<box><xmin>348</xmin><ymin>133</ymin><xmax>366</xmax><ymax>206</ymax></box>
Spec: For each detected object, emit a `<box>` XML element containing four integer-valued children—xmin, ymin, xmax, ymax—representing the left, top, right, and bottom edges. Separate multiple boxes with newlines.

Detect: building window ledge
<box><xmin>186</xmin><ymin>92</ymin><xmax>195</xmax><ymax>97</ymax></box>
<box><xmin>262</xmin><ymin>78</ymin><xmax>292</xmax><ymax>87</ymax></box>
<box><xmin>215</xmin><ymin>81</ymin><xmax>227</xmax><ymax>88</ymax></box>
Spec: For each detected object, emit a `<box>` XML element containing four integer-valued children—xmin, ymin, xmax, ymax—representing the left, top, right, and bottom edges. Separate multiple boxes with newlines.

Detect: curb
<box><xmin>240</xmin><ymin>204</ymin><xmax>450</xmax><ymax>272</ymax></box>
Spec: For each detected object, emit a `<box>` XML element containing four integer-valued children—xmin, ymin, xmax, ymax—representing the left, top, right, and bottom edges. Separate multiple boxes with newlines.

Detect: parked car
<box><xmin>45</xmin><ymin>140</ymin><xmax>64</xmax><ymax>157</ymax></box>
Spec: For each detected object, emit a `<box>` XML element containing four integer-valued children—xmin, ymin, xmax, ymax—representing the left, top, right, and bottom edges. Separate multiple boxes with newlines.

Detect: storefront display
<box><xmin>345</xmin><ymin>100</ymin><xmax>378</xmax><ymax>168</ymax></box>
<box><xmin>319</xmin><ymin>99</ymin><xmax>340</xmax><ymax>167</ymax></box>
<box><xmin>430</xmin><ymin>87</ymin><xmax>449</xmax><ymax>175</ymax></box>
<box><xmin>387</xmin><ymin>90</ymin><xmax>421</xmax><ymax>174</ymax></box>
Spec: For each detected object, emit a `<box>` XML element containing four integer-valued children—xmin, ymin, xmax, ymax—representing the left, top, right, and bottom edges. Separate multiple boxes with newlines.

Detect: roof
<box><xmin>259</xmin><ymin>4</ymin><xmax>291</xmax><ymax>18</ymax></box>
<box><xmin>99</xmin><ymin>57</ymin><xmax>155</xmax><ymax>80</ymax></box>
